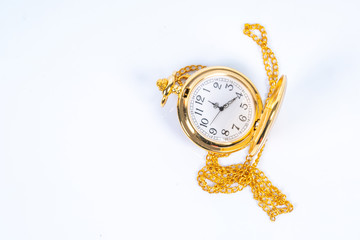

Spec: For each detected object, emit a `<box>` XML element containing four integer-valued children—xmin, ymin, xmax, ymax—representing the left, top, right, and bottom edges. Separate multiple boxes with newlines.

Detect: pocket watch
<box><xmin>156</xmin><ymin>24</ymin><xmax>293</xmax><ymax>221</ymax></box>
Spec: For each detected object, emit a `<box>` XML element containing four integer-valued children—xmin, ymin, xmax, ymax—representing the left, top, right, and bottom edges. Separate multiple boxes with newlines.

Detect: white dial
<box><xmin>189</xmin><ymin>75</ymin><xmax>255</xmax><ymax>143</ymax></box>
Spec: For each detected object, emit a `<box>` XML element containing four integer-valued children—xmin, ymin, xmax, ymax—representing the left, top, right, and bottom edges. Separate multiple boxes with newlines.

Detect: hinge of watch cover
<box><xmin>254</xmin><ymin>119</ymin><xmax>260</xmax><ymax>130</ymax></box>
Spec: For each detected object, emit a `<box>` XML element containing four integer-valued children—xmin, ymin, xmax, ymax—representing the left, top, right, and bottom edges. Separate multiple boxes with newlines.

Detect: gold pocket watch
<box><xmin>156</xmin><ymin>24</ymin><xmax>293</xmax><ymax>221</ymax></box>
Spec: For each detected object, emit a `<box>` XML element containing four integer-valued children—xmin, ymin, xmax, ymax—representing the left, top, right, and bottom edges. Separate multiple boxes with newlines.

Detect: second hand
<box><xmin>210</xmin><ymin>106</ymin><xmax>224</xmax><ymax>125</ymax></box>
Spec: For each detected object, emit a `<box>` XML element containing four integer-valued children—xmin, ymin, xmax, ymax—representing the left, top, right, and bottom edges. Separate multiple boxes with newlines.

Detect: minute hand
<box><xmin>222</xmin><ymin>97</ymin><xmax>237</xmax><ymax>110</ymax></box>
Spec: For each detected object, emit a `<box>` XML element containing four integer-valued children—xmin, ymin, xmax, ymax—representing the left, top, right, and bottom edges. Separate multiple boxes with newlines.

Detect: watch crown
<box><xmin>157</xmin><ymin>72</ymin><xmax>177</xmax><ymax>107</ymax></box>
<box><xmin>156</xmin><ymin>78</ymin><xmax>169</xmax><ymax>91</ymax></box>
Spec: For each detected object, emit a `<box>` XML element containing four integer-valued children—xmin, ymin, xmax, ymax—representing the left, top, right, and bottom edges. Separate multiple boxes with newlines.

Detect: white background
<box><xmin>1</xmin><ymin>0</ymin><xmax>360</xmax><ymax>239</ymax></box>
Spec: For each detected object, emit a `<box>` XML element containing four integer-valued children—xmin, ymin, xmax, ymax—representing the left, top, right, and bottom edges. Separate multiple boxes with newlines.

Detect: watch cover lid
<box><xmin>248</xmin><ymin>75</ymin><xmax>287</xmax><ymax>157</ymax></box>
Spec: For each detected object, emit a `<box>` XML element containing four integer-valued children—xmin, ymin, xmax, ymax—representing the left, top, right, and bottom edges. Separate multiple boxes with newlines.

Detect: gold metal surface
<box><xmin>177</xmin><ymin>66</ymin><xmax>263</xmax><ymax>153</ymax></box>
<box><xmin>156</xmin><ymin>23</ymin><xmax>293</xmax><ymax>221</ymax></box>
<box><xmin>248</xmin><ymin>75</ymin><xmax>287</xmax><ymax>156</ymax></box>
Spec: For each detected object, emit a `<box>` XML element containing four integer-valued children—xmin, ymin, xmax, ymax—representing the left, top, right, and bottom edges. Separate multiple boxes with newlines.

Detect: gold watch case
<box><xmin>177</xmin><ymin>66</ymin><xmax>287</xmax><ymax>155</ymax></box>
<box><xmin>248</xmin><ymin>75</ymin><xmax>287</xmax><ymax>156</ymax></box>
<box><xmin>177</xmin><ymin>66</ymin><xmax>263</xmax><ymax>153</ymax></box>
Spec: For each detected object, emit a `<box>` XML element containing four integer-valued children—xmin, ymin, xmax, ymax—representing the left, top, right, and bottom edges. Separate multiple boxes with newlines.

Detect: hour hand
<box><xmin>208</xmin><ymin>100</ymin><xmax>220</xmax><ymax>109</ymax></box>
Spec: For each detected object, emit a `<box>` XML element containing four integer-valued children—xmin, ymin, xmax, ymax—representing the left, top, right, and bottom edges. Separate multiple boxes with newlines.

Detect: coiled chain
<box><xmin>198</xmin><ymin>145</ymin><xmax>293</xmax><ymax>221</ymax></box>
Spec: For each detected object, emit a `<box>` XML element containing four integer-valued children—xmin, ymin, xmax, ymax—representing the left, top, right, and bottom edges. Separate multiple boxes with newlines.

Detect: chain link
<box><xmin>173</xmin><ymin>65</ymin><xmax>206</xmax><ymax>94</ymax></box>
<box><xmin>175</xmin><ymin>65</ymin><xmax>207</xmax><ymax>83</ymax></box>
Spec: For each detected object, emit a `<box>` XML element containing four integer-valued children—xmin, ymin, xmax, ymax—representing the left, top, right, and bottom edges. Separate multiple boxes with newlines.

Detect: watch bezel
<box><xmin>177</xmin><ymin>66</ymin><xmax>263</xmax><ymax>153</ymax></box>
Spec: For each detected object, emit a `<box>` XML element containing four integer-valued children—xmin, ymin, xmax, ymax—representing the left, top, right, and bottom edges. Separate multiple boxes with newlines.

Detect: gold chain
<box><xmin>198</xmin><ymin>146</ymin><xmax>293</xmax><ymax>221</ymax></box>
<box><xmin>156</xmin><ymin>24</ymin><xmax>293</xmax><ymax>221</ymax></box>
<box><xmin>175</xmin><ymin>65</ymin><xmax>207</xmax><ymax>85</ymax></box>
<box><xmin>243</xmin><ymin>23</ymin><xmax>279</xmax><ymax>103</ymax></box>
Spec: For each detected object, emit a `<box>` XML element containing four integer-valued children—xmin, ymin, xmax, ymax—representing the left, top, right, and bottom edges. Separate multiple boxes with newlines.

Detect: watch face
<box><xmin>188</xmin><ymin>75</ymin><xmax>255</xmax><ymax>143</ymax></box>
